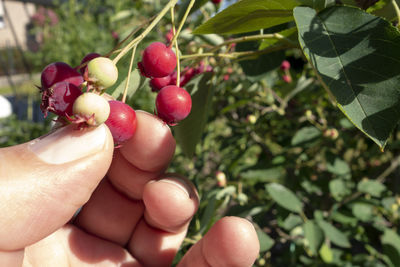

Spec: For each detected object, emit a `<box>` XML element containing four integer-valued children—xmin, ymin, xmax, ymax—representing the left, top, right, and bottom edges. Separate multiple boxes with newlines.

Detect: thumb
<box><xmin>0</xmin><ymin>123</ymin><xmax>114</xmax><ymax>251</ymax></box>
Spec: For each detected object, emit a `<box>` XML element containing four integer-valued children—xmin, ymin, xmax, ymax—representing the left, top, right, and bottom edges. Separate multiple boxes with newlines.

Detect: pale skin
<box><xmin>0</xmin><ymin>111</ymin><xmax>260</xmax><ymax>267</ymax></box>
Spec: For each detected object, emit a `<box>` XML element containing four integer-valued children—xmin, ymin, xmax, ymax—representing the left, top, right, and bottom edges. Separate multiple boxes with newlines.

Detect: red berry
<box><xmin>79</xmin><ymin>52</ymin><xmax>101</xmax><ymax>74</ymax></box>
<box><xmin>40</xmin><ymin>81</ymin><xmax>82</xmax><ymax>117</ymax></box>
<box><xmin>280</xmin><ymin>60</ymin><xmax>291</xmax><ymax>71</ymax></box>
<box><xmin>212</xmin><ymin>0</ymin><xmax>222</xmax><ymax>4</ymax></box>
<box><xmin>105</xmin><ymin>101</ymin><xmax>137</xmax><ymax>144</ymax></box>
<box><xmin>41</xmin><ymin>62</ymin><xmax>84</xmax><ymax>89</ymax></box>
<box><xmin>139</xmin><ymin>42</ymin><xmax>176</xmax><ymax>78</ymax></box>
<box><xmin>150</xmin><ymin>76</ymin><xmax>172</xmax><ymax>92</ymax></box>
<box><xmin>282</xmin><ymin>74</ymin><xmax>292</xmax><ymax>83</ymax></box>
<box><xmin>155</xmin><ymin>85</ymin><xmax>192</xmax><ymax>125</ymax></box>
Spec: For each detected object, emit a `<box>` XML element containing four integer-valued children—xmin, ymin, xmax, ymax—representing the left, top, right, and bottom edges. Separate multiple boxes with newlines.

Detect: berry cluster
<box><xmin>138</xmin><ymin>41</ymin><xmax>198</xmax><ymax>125</ymax></box>
<box><xmin>39</xmin><ymin>54</ymin><xmax>137</xmax><ymax>145</ymax></box>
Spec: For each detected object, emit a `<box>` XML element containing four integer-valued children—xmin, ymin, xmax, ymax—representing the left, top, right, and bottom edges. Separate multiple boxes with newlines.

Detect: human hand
<box><xmin>0</xmin><ymin>111</ymin><xmax>259</xmax><ymax>267</ymax></box>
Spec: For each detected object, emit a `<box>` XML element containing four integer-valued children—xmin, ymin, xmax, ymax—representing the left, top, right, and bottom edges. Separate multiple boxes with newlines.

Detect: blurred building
<box><xmin>0</xmin><ymin>0</ymin><xmax>36</xmax><ymax>49</ymax></box>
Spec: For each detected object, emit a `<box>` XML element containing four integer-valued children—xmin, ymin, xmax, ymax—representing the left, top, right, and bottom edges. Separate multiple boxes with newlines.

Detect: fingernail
<box><xmin>30</xmin><ymin>124</ymin><xmax>108</xmax><ymax>164</ymax></box>
<box><xmin>157</xmin><ymin>176</ymin><xmax>192</xmax><ymax>198</ymax></box>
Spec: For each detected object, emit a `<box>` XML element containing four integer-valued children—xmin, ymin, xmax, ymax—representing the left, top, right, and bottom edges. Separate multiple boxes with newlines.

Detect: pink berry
<box><xmin>139</xmin><ymin>42</ymin><xmax>176</xmax><ymax>78</ymax></box>
<box><xmin>280</xmin><ymin>60</ymin><xmax>291</xmax><ymax>71</ymax></box>
<box><xmin>41</xmin><ymin>62</ymin><xmax>84</xmax><ymax>89</ymax></box>
<box><xmin>150</xmin><ymin>76</ymin><xmax>172</xmax><ymax>92</ymax></box>
<box><xmin>282</xmin><ymin>74</ymin><xmax>292</xmax><ymax>83</ymax></box>
<box><xmin>155</xmin><ymin>85</ymin><xmax>192</xmax><ymax>125</ymax></box>
<box><xmin>105</xmin><ymin>101</ymin><xmax>137</xmax><ymax>144</ymax></box>
<box><xmin>79</xmin><ymin>52</ymin><xmax>101</xmax><ymax>74</ymax></box>
<box><xmin>40</xmin><ymin>81</ymin><xmax>82</xmax><ymax>117</ymax></box>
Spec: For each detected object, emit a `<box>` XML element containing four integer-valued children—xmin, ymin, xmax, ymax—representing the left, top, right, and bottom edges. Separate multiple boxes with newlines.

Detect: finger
<box><xmin>142</xmin><ymin>175</ymin><xmax>198</xmax><ymax>233</ymax></box>
<box><xmin>177</xmin><ymin>217</ymin><xmax>260</xmax><ymax>267</ymax></box>
<box><xmin>23</xmin><ymin>225</ymin><xmax>141</xmax><ymax>267</ymax></box>
<box><xmin>127</xmin><ymin>175</ymin><xmax>199</xmax><ymax>267</ymax></box>
<box><xmin>74</xmin><ymin>179</ymin><xmax>144</xmax><ymax>246</ymax></box>
<box><xmin>0</xmin><ymin>124</ymin><xmax>114</xmax><ymax>250</ymax></box>
<box><xmin>118</xmin><ymin>111</ymin><xmax>176</xmax><ymax>172</ymax></box>
<box><xmin>75</xmin><ymin>111</ymin><xmax>177</xmax><ymax>245</ymax></box>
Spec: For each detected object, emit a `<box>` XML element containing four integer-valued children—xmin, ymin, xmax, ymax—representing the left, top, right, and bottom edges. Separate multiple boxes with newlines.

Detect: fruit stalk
<box><xmin>122</xmin><ymin>45</ymin><xmax>137</xmax><ymax>103</ymax></box>
<box><xmin>170</xmin><ymin>7</ymin><xmax>181</xmax><ymax>87</ymax></box>
<box><xmin>113</xmin><ymin>0</ymin><xmax>179</xmax><ymax>64</ymax></box>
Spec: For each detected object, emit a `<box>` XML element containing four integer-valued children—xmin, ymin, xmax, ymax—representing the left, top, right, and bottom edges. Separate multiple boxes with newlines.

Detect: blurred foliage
<box><xmin>2</xmin><ymin>0</ymin><xmax>400</xmax><ymax>266</ymax></box>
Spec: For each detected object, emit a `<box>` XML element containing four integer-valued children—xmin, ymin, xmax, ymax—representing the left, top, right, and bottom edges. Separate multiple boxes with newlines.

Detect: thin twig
<box><xmin>122</xmin><ymin>45</ymin><xmax>137</xmax><ymax>103</ymax></box>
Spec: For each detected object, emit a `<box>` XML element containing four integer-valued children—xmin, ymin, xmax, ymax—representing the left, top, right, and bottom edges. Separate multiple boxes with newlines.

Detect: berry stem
<box><xmin>122</xmin><ymin>45</ymin><xmax>137</xmax><ymax>103</ymax></box>
<box><xmin>392</xmin><ymin>0</ymin><xmax>400</xmax><ymax>29</ymax></box>
<box><xmin>169</xmin><ymin>0</ymin><xmax>195</xmax><ymax>48</ymax></box>
<box><xmin>210</xmin><ymin>33</ymin><xmax>298</xmax><ymax>53</ymax></box>
<box><xmin>181</xmin><ymin>43</ymin><xmax>291</xmax><ymax>60</ymax></box>
<box><xmin>170</xmin><ymin>7</ymin><xmax>181</xmax><ymax>87</ymax></box>
<box><xmin>113</xmin><ymin>0</ymin><xmax>179</xmax><ymax>64</ymax></box>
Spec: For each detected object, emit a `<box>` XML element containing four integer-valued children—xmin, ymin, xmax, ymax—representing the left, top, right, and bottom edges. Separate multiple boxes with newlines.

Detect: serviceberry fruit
<box><xmin>280</xmin><ymin>60</ymin><xmax>291</xmax><ymax>71</ymax></box>
<box><xmin>155</xmin><ymin>85</ymin><xmax>192</xmax><ymax>125</ymax></box>
<box><xmin>72</xmin><ymin>92</ymin><xmax>110</xmax><ymax>126</ymax></box>
<box><xmin>212</xmin><ymin>0</ymin><xmax>222</xmax><ymax>4</ymax></box>
<box><xmin>105</xmin><ymin>100</ymin><xmax>137</xmax><ymax>144</ymax></box>
<box><xmin>150</xmin><ymin>76</ymin><xmax>172</xmax><ymax>92</ymax></box>
<box><xmin>86</xmin><ymin>57</ymin><xmax>118</xmax><ymax>90</ymax></box>
<box><xmin>79</xmin><ymin>52</ymin><xmax>101</xmax><ymax>74</ymax></box>
<box><xmin>138</xmin><ymin>42</ymin><xmax>176</xmax><ymax>78</ymax></box>
<box><xmin>40</xmin><ymin>81</ymin><xmax>82</xmax><ymax>117</ymax></box>
<box><xmin>41</xmin><ymin>62</ymin><xmax>84</xmax><ymax>89</ymax></box>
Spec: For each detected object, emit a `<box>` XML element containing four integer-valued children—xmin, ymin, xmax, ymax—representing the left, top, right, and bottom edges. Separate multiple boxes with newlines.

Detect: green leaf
<box><xmin>193</xmin><ymin>0</ymin><xmax>300</xmax><ymax>35</ymax></box>
<box><xmin>291</xmin><ymin>126</ymin><xmax>321</xmax><ymax>146</ymax></box>
<box><xmin>266</xmin><ymin>183</ymin><xmax>303</xmax><ymax>213</ymax></box>
<box><xmin>294</xmin><ymin>6</ymin><xmax>400</xmax><ymax>149</ymax></box>
<box><xmin>174</xmin><ymin>72</ymin><xmax>214</xmax><ymax>157</ymax></box>
<box><xmin>319</xmin><ymin>243</ymin><xmax>334</xmax><ymax>263</ymax></box>
<box><xmin>351</xmin><ymin>202</ymin><xmax>374</xmax><ymax>222</ymax></box>
<box><xmin>236</xmin><ymin>38</ymin><xmax>285</xmax><ymax>82</ymax></box>
<box><xmin>109</xmin><ymin>69</ymin><xmax>146</xmax><ymax>100</ymax></box>
<box><xmin>282</xmin><ymin>214</ymin><xmax>303</xmax><ymax>231</ymax></box>
<box><xmin>257</xmin><ymin>229</ymin><xmax>275</xmax><ymax>252</ymax></box>
<box><xmin>178</xmin><ymin>0</ymin><xmax>209</xmax><ymax>22</ymax></box>
<box><xmin>329</xmin><ymin>179</ymin><xmax>351</xmax><ymax>201</ymax></box>
<box><xmin>326</xmin><ymin>157</ymin><xmax>351</xmax><ymax>177</ymax></box>
<box><xmin>317</xmin><ymin>220</ymin><xmax>351</xmax><ymax>248</ymax></box>
<box><xmin>241</xmin><ymin>167</ymin><xmax>286</xmax><ymax>184</ymax></box>
<box><xmin>304</xmin><ymin>220</ymin><xmax>324</xmax><ymax>256</ymax></box>
<box><xmin>382</xmin><ymin>228</ymin><xmax>400</xmax><ymax>266</ymax></box>
<box><xmin>357</xmin><ymin>179</ymin><xmax>387</xmax><ymax>197</ymax></box>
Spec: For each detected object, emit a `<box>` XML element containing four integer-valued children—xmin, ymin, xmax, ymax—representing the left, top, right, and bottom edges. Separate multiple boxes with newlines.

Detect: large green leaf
<box><xmin>174</xmin><ymin>72</ymin><xmax>214</xmax><ymax>157</ymax></box>
<box><xmin>382</xmin><ymin>228</ymin><xmax>400</xmax><ymax>266</ymax></box>
<box><xmin>266</xmin><ymin>183</ymin><xmax>303</xmax><ymax>213</ymax></box>
<box><xmin>109</xmin><ymin>69</ymin><xmax>146</xmax><ymax>100</ymax></box>
<box><xmin>317</xmin><ymin>220</ymin><xmax>351</xmax><ymax>248</ymax></box>
<box><xmin>294</xmin><ymin>6</ymin><xmax>400</xmax><ymax>149</ymax></box>
<box><xmin>193</xmin><ymin>0</ymin><xmax>300</xmax><ymax>35</ymax></box>
<box><xmin>304</xmin><ymin>220</ymin><xmax>324</xmax><ymax>256</ymax></box>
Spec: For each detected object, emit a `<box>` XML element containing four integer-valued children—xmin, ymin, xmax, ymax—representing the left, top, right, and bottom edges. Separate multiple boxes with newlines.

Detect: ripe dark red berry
<box><xmin>40</xmin><ymin>81</ymin><xmax>82</xmax><ymax>117</ymax></box>
<box><xmin>150</xmin><ymin>76</ymin><xmax>172</xmax><ymax>92</ymax></box>
<box><xmin>41</xmin><ymin>62</ymin><xmax>84</xmax><ymax>89</ymax></box>
<box><xmin>155</xmin><ymin>85</ymin><xmax>192</xmax><ymax>125</ymax></box>
<box><xmin>79</xmin><ymin>52</ymin><xmax>101</xmax><ymax>74</ymax></box>
<box><xmin>138</xmin><ymin>42</ymin><xmax>176</xmax><ymax>78</ymax></box>
<box><xmin>212</xmin><ymin>0</ymin><xmax>222</xmax><ymax>4</ymax></box>
<box><xmin>105</xmin><ymin>101</ymin><xmax>137</xmax><ymax>144</ymax></box>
